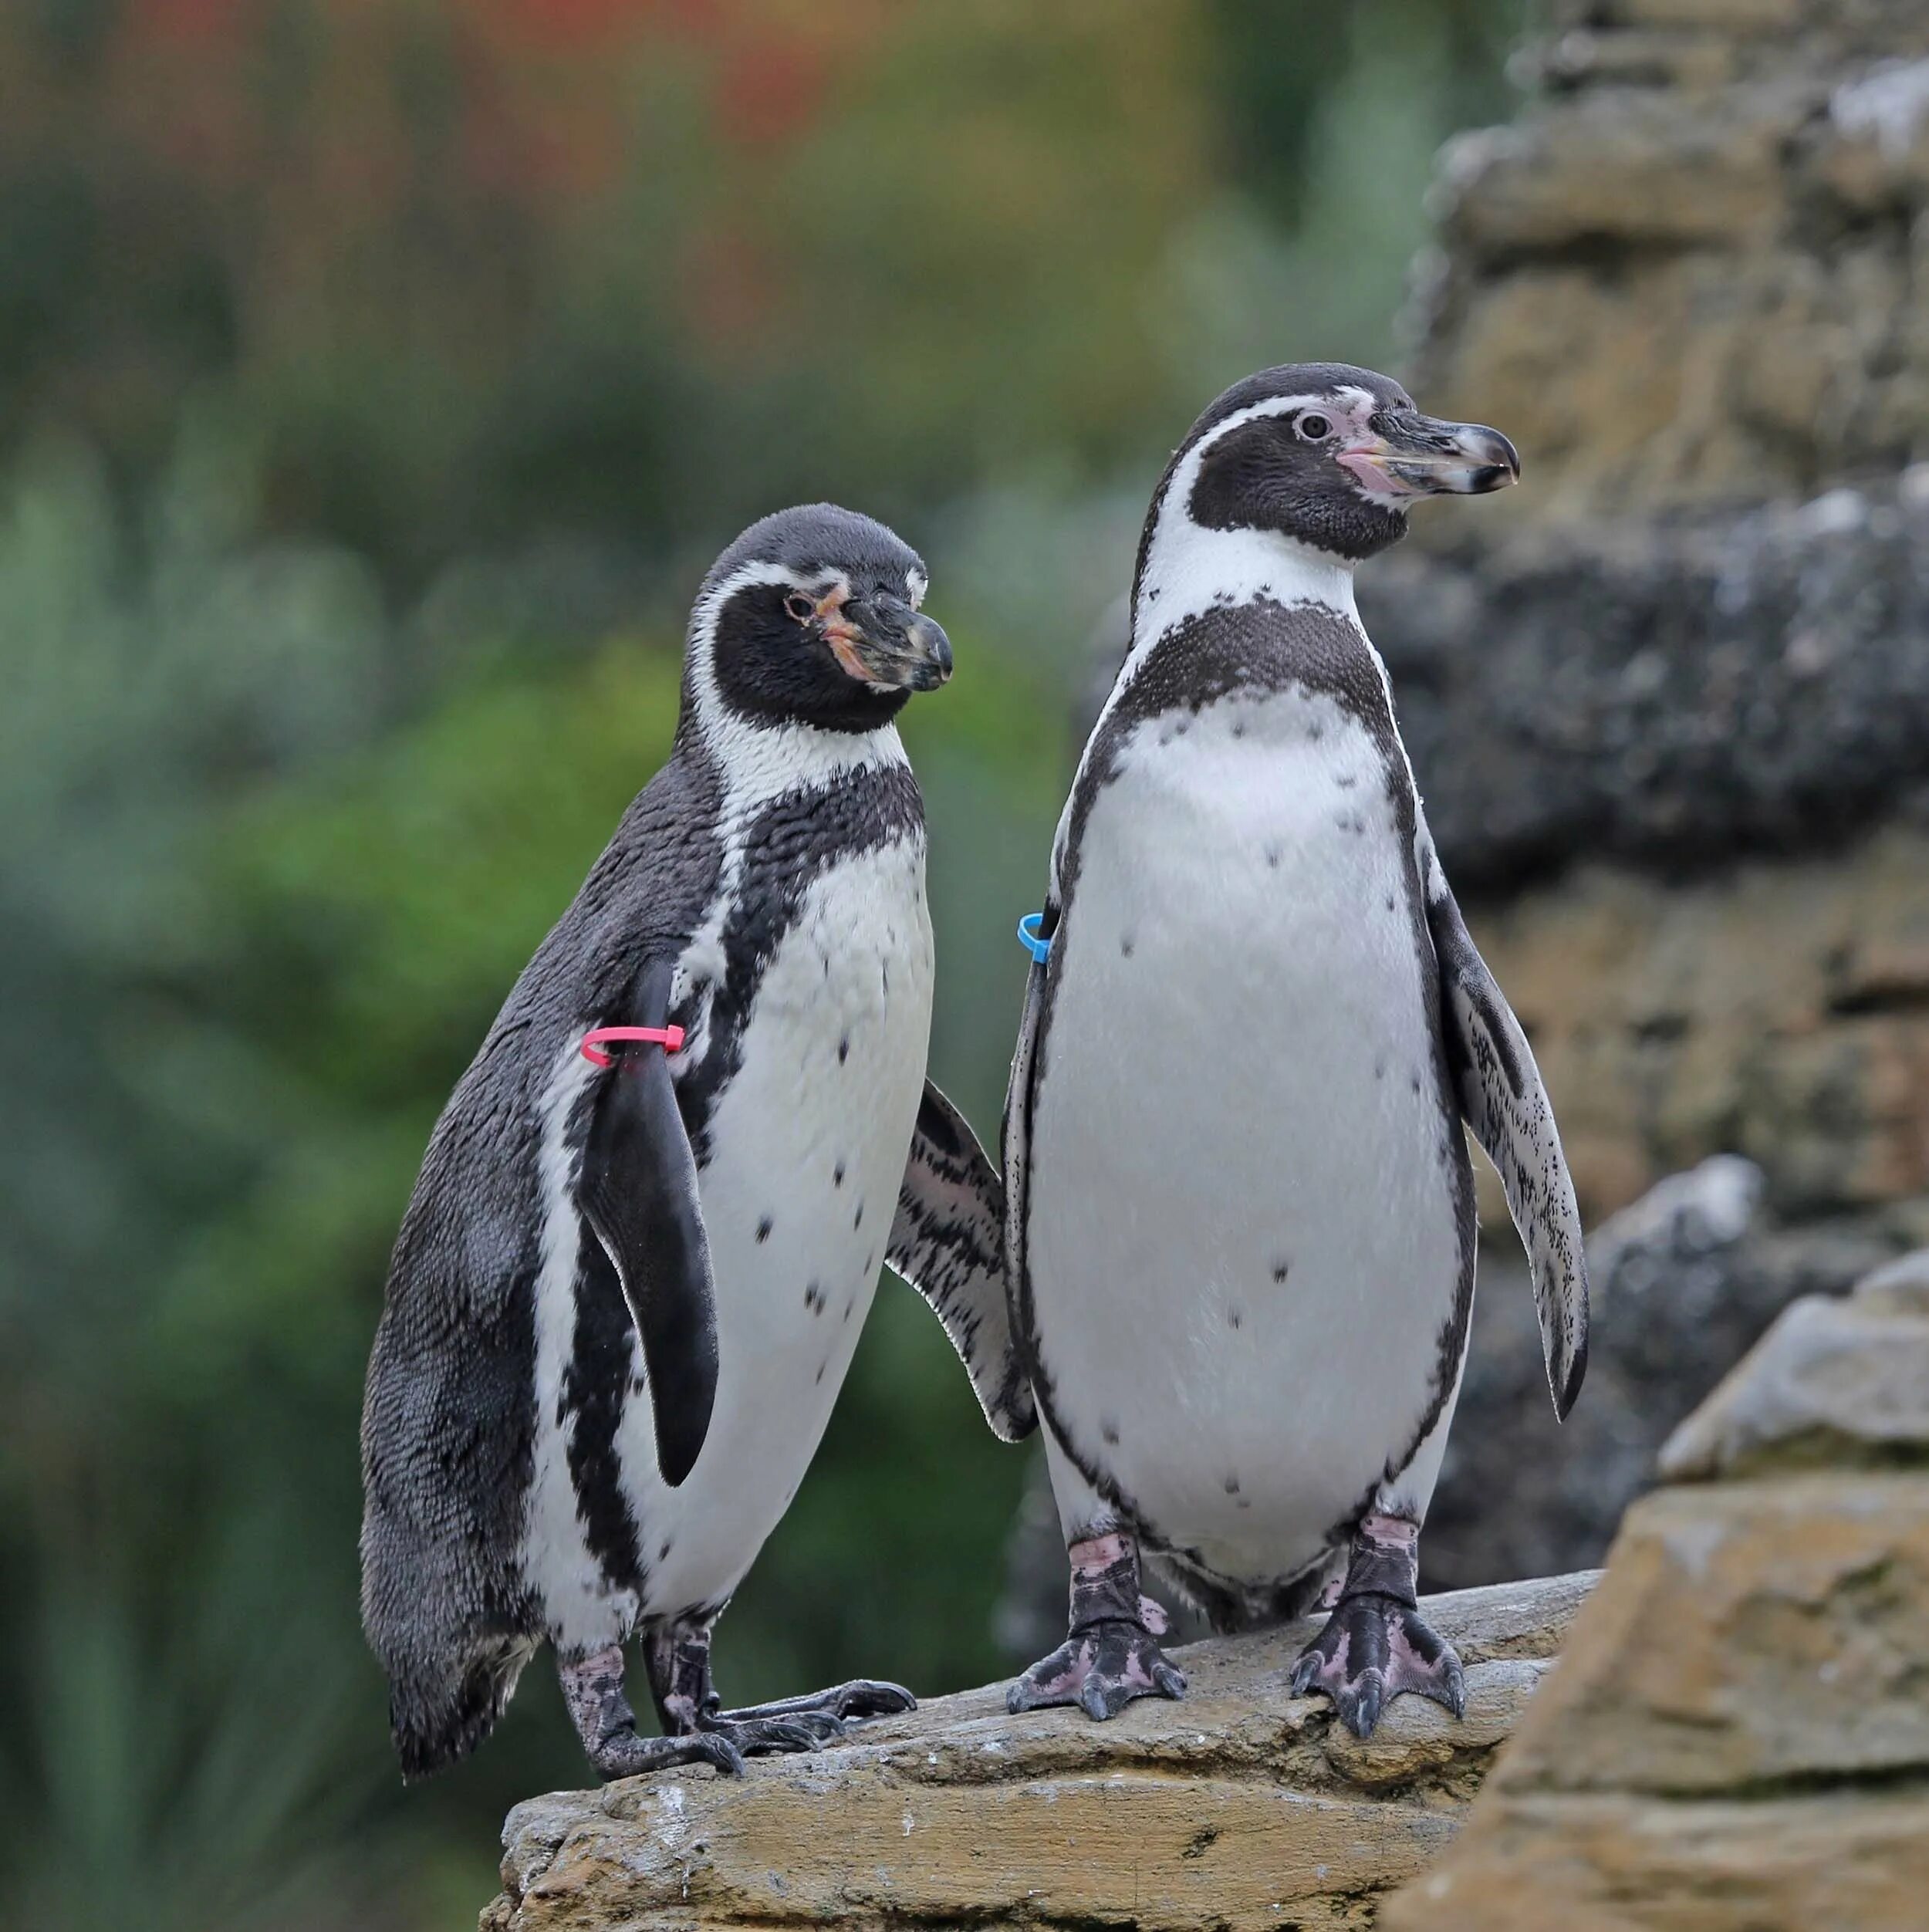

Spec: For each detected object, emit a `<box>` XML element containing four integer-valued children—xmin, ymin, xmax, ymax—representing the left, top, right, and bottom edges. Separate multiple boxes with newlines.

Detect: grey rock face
<box><xmin>1365</xmin><ymin>477</ymin><xmax>1929</xmax><ymax>893</ymax></box>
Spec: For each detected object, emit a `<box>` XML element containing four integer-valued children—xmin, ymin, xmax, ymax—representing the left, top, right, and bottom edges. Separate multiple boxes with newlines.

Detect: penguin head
<box><xmin>685</xmin><ymin>504</ymin><xmax>951</xmax><ymax>735</ymax></box>
<box><xmin>1151</xmin><ymin>363</ymin><xmax>1519</xmax><ymax>569</ymax></box>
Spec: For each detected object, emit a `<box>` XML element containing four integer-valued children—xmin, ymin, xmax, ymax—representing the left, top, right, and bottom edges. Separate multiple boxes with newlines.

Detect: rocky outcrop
<box><xmin>1423</xmin><ymin>1157</ymin><xmax>1910</xmax><ymax>1593</ymax></box>
<box><xmin>1383</xmin><ymin>1249</ymin><xmax>1929</xmax><ymax>1931</ymax></box>
<box><xmin>1411</xmin><ymin>0</ymin><xmax>1929</xmax><ymax>526</ymax></box>
<box><xmin>1366</xmin><ymin>479</ymin><xmax>1929</xmax><ymax>895</ymax></box>
<box><xmin>1370</xmin><ymin>0</ymin><xmax>1929</xmax><ymax>1221</ymax></box>
<box><xmin>481</xmin><ymin>1571</ymin><xmax>1593</xmax><ymax>1931</ymax></box>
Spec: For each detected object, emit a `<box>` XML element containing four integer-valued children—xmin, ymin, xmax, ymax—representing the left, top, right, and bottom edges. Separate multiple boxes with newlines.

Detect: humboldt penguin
<box><xmin>361</xmin><ymin>504</ymin><xmax>1032</xmax><ymax>1781</ymax></box>
<box><xmin>1002</xmin><ymin>366</ymin><xmax>1588</xmax><ymax>1737</ymax></box>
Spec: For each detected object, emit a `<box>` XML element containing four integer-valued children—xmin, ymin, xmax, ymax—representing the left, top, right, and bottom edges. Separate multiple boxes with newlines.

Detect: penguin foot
<box><xmin>1288</xmin><ymin>1593</ymin><xmax>1466</xmax><ymax>1739</ymax></box>
<box><xmin>693</xmin><ymin>1711</ymin><xmax>842</xmax><ymax>1758</ymax></box>
<box><xmin>1007</xmin><ymin>1618</ymin><xmax>1187</xmax><ymax>1721</ymax></box>
<box><xmin>562</xmin><ymin>1646</ymin><xmax>753</xmax><ymax>1780</ymax></box>
<box><xmin>718</xmin><ymin>1678</ymin><xmax>917</xmax><ymax>1728</ymax></box>
<box><xmin>592</xmin><ymin>1726</ymin><xmax>749</xmax><ymax>1780</ymax></box>
<box><xmin>1009</xmin><ymin>1528</ymin><xmax>1187</xmax><ymax>1721</ymax></box>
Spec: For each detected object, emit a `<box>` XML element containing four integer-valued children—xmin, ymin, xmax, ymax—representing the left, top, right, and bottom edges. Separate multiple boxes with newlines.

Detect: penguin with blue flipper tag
<box><xmin>985</xmin><ymin>366</ymin><xmax>1589</xmax><ymax>1738</ymax></box>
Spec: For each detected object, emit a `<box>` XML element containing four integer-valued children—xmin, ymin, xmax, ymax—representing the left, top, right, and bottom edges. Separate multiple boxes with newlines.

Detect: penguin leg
<box><xmin>643</xmin><ymin>1616</ymin><xmax>907</xmax><ymax>1757</ymax></box>
<box><xmin>1287</xmin><ymin>1511</ymin><xmax>1466</xmax><ymax>1740</ymax></box>
<box><xmin>556</xmin><ymin>1646</ymin><xmax>745</xmax><ymax>1779</ymax></box>
<box><xmin>1007</xmin><ymin>1530</ymin><xmax>1187</xmax><ymax>1721</ymax></box>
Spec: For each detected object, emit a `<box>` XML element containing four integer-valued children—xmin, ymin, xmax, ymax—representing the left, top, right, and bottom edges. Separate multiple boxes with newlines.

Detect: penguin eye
<box><xmin>783</xmin><ymin>592</ymin><xmax>815</xmax><ymax>623</ymax></box>
<box><xmin>1297</xmin><ymin>413</ymin><xmax>1333</xmax><ymax>442</ymax></box>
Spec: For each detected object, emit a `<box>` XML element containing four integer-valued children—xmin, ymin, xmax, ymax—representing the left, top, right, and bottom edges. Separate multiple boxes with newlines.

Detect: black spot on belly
<box><xmin>659</xmin><ymin>1539</ymin><xmax>673</xmax><ymax>1562</ymax></box>
<box><xmin>833</xmin><ymin>1160</ymin><xmax>845</xmax><ymax>1187</ymax></box>
<box><xmin>816</xmin><ymin>1363</ymin><xmax>826</xmax><ymax>1385</ymax></box>
<box><xmin>853</xmin><ymin>1200</ymin><xmax>864</xmax><ymax>1230</ymax></box>
<box><xmin>1231</xmin><ymin>721</ymin><xmax>1245</xmax><ymax>739</ymax></box>
<box><xmin>1228</xmin><ymin>1306</ymin><xmax>1243</xmax><ymax>1329</ymax></box>
<box><xmin>1384</xmin><ymin>894</ymin><xmax>1396</xmax><ymax>912</ymax></box>
<box><xmin>1411</xmin><ymin>1075</ymin><xmax>1422</xmax><ymax>1095</ymax></box>
<box><xmin>881</xmin><ymin>961</ymin><xmax>890</xmax><ymax>995</ymax></box>
<box><xmin>756</xmin><ymin>1216</ymin><xmax>773</xmax><ymax>1244</ymax></box>
<box><xmin>1309</xmin><ymin>721</ymin><xmax>1324</xmax><ymax>741</ymax></box>
<box><xmin>1374</xmin><ymin>1060</ymin><xmax>1385</xmax><ymax>1080</ymax></box>
<box><xmin>805</xmin><ymin>1282</ymin><xmax>826</xmax><ymax>1314</ymax></box>
<box><xmin>1336</xmin><ymin>773</ymin><xmax>1356</xmax><ymax>789</ymax></box>
<box><xmin>1224</xmin><ymin>1473</ymin><xmax>1241</xmax><ymax>1496</ymax></box>
<box><xmin>1265</xmin><ymin>845</ymin><xmax>1281</xmax><ymax>868</ymax></box>
<box><xmin>1272</xmin><ymin>1261</ymin><xmax>1290</xmax><ymax>1285</ymax></box>
<box><xmin>843</xmin><ymin>1297</ymin><xmax>854</xmax><ymax>1322</ymax></box>
<box><xmin>838</xmin><ymin>1035</ymin><xmax>850</xmax><ymax>1065</ymax></box>
<box><xmin>1120</xmin><ymin>936</ymin><xmax>1134</xmax><ymax>959</ymax></box>
<box><xmin>1100</xmin><ymin>1416</ymin><xmax>1121</xmax><ymax>1447</ymax></box>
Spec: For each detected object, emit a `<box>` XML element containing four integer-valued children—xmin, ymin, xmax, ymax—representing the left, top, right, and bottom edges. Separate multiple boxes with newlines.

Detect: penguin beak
<box><xmin>821</xmin><ymin>593</ymin><xmax>954</xmax><ymax>692</ymax></box>
<box><xmin>1337</xmin><ymin>412</ymin><xmax>1520</xmax><ymax>498</ymax></box>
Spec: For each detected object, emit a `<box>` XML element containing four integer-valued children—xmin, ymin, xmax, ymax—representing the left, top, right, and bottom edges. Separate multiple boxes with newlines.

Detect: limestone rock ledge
<box><xmin>1383</xmin><ymin>1251</ymin><xmax>1929</xmax><ymax>1932</ymax></box>
<box><xmin>481</xmin><ymin>1570</ymin><xmax>1595</xmax><ymax>1931</ymax></box>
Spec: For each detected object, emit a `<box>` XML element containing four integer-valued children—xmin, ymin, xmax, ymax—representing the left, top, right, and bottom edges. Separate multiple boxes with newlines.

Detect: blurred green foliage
<box><xmin>0</xmin><ymin>2</ymin><xmax>1521</xmax><ymax>1924</ymax></box>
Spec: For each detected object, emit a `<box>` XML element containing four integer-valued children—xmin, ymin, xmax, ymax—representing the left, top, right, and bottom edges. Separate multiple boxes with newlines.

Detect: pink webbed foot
<box><xmin>1288</xmin><ymin>1593</ymin><xmax>1465</xmax><ymax>1738</ymax></box>
<box><xmin>1288</xmin><ymin>1511</ymin><xmax>1464</xmax><ymax>1739</ymax></box>
<box><xmin>1006</xmin><ymin>1532</ymin><xmax>1187</xmax><ymax>1722</ymax></box>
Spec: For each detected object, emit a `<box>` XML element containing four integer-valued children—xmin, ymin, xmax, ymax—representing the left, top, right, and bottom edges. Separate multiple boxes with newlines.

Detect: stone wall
<box><xmin>1384</xmin><ymin>1251</ymin><xmax>1929</xmax><ymax>1931</ymax></box>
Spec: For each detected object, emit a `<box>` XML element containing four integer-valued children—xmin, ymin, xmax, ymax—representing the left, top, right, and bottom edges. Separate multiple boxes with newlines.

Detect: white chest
<box><xmin>1026</xmin><ymin>690</ymin><xmax>1468</xmax><ymax>1578</ymax></box>
<box><xmin>627</xmin><ymin>833</ymin><xmax>935</xmax><ymax>1613</ymax></box>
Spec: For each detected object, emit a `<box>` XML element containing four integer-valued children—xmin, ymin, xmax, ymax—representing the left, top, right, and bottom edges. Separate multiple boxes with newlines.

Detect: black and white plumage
<box><xmin>996</xmin><ymin>366</ymin><xmax>1588</xmax><ymax>1736</ymax></box>
<box><xmin>360</xmin><ymin>503</ymin><xmax>1023</xmax><ymax>1783</ymax></box>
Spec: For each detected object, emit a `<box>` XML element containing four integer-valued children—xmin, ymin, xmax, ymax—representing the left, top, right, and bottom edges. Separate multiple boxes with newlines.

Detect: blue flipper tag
<box><xmin>1017</xmin><ymin>911</ymin><xmax>1052</xmax><ymax>964</ymax></box>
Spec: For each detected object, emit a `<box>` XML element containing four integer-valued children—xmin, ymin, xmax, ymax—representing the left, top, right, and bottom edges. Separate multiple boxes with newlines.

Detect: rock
<box><xmin>1454</xmin><ymin>830</ymin><xmax>1929</xmax><ymax>1221</ymax></box>
<box><xmin>1367</xmin><ymin>497</ymin><xmax>1929</xmax><ymax>896</ymax></box>
<box><xmin>1657</xmin><ymin>1290</ymin><xmax>1929</xmax><ymax>1478</ymax></box>
<box><xmin>1382</xmin><ymin>1248</ymin><xmax>1929</xmax><ymax>1930</ymax></box>
<box><xmin>1394</xmin><ymin>1175</ymin><xmax>1903</xmax><ymax>1595</ymax></box>
<box><xmin>481</xmin><ymin>1572</ymin><xmax>1596</xmax><ymax>1932</ymax></box>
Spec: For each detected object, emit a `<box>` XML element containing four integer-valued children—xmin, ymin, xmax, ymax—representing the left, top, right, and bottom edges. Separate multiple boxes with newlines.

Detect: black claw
<box><xmin>832</xmin><ymin>1679</ymin><xmax>917</xmax><ymax>1720</ymax></box>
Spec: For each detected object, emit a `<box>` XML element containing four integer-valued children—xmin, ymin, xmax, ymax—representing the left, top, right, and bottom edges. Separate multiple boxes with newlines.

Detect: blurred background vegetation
<box><xmin>0</xmin><ymin>1</ymin><xmax>1527</xmax><ymax>1923</ymax></box>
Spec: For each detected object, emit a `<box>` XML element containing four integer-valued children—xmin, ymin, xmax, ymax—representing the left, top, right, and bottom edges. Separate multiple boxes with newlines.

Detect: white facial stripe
<box><xmin>683</xmin><ymin>561</ymin><xmax>907</xmax><ymax>812</ymax></box>
<box><xmin>905</xmin><ymin>567</ymin><xmax>927</xmax><ymax>610</ymax></box>
<box><xmin>676</xmin><ymin>559</ymin><xmax>911</xmax><ymax>1040</ymax></box>
<box><xmin>1131</xmin><ymin>395</ymin><xmax>1369</xmax><ymax>643</ymax></box>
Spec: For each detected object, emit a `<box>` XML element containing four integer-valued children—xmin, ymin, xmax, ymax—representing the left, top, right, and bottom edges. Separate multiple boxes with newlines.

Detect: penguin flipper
<box><xmin>578</xmin><ymin>961</ymin><xmax>720</xmax><ymax>1485</ymax></box>
<box><xmin>1424</xmin><ymin>859</ymin><xmax>1589</xmax><ymax>1420</ymax></box>
<box><xmin>887</xmin><ymin>1079</ymin><xmax>1036</xmax><ymax>1441</ymax></box>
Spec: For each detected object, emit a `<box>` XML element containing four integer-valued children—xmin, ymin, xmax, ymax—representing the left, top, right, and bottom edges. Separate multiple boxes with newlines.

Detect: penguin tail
<box><xmin>386</xmin><ymin>1633</ymin><xmax>539</xmax><ymax>1782</ymax></box>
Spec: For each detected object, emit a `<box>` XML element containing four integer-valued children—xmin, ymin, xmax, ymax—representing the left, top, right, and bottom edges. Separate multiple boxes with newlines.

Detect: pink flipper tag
<box><xmin>579</xmin><ymin>1025</ymin><xmax>686</xmax><ymax>1068</ymax></box>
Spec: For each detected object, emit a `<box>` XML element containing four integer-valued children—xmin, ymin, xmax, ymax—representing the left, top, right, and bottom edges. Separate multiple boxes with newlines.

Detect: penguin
<box><xmin>360</xmin><ymin>504</ymin><xmax>1032</xmax><ymax>1783</ymax></box>
<box><xmin>998</xmin><ymin>365</ymin><xmax>1589</xmax><ymax>1738</ymax></box>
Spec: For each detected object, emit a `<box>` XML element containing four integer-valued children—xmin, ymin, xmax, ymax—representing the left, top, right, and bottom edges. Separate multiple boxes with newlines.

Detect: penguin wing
<box><xmin>576</xmin><ymin>958</ymin><xmax>720</xmax><ymax>1486</ymax></box>
<box><xmin>1424</xmin><ymin>855</ymin><xmax>1589</xmax><ymax>1420</ymax></box>
<box><xmin>888</xmin><ymin>1080</ymin><xmax>1036</xmax><ymax>1441</ymax></box>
